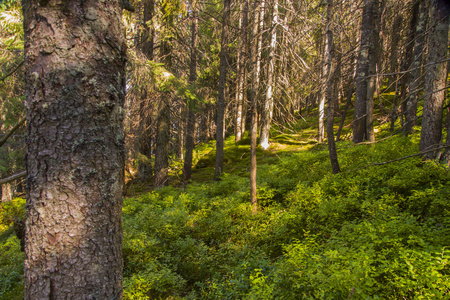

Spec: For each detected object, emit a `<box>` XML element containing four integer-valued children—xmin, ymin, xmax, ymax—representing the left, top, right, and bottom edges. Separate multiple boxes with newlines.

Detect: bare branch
<box><xmin>0</xmin><ymin>60</ymin><xmax>24</xmax><ymax>82</ymax></box>
<box><xmin>0</xmin><ymin>170</ymin><xmax>26</xmax><ymax>186</ymax></box>
<box><xmin>0</xmin><ymin>117</ymin><xmax>26</xmax><ymax>148</ymax></box>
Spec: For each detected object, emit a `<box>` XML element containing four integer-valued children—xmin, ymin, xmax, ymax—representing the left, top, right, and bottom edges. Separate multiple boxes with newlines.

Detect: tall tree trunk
<box><xmin>386</xmin><ymin>14</ymin><xmax>403</xmax><ymax>92</ymax></box>
<box><xmin>142</xmin><ymin>0</ymin><xmax>154</xmax><ymax>60</ymax></box>
<box><xmin>250</xmin><ymin>0</ymin><xmax>264</xmax><ymax>214</ymax></box>
<box><xmin>420</xmin><ymin>0</ymin><xmax>450</xmax><ymax>159</ymax></box>
<box><xmin>177</xmin><ymin>102</ymin><xmax>184</xmax><ymax>160</ymax></box>
<box><xmin>353</xmin><ymin>0</ymin><xmax>378</xmax><ymax>143</ymax></box>
<box><xmin>22</xmin><ymin>1</ymin><xmax>125</xmax><ymax>298</ymax></box>
<box><xmin>365</xmin><ymin>0</ymin><xmax>380</xmax><ymax>142</ymax></box>
<box><xmin>235</xmin><ymin>0</ymin><xmax>248</xmax><ymax>143</ymax></box>
<box><xmin>154</xmin><ymin>97</ymin><xmax>170</xmax><ymax>187</ymax></box>
<box><xmin>136</xmin><ymin>0</ymin><xmax>155</xmax><ymax>181</ymax></box>
<box><xmin>214</xmin><ymin>0</ymin><xmax>231</xmax><ymax>180</ymax></box>
<box><xmin>318</xmin><ymin>91</ymin><xmax>326</xmax><ymax>142</ymax></box>
<box><xmin>154</xmin><ymin>31</ymin><xmax>172</xmax><ymax>187</ymax></box>
<box><xmin>137</xmin><ymin>95</ymin><xmax>153</xmax><ymax>182</ymax></box>
<box><xmin>325</xmin><ymin>0</ymin><xmax>340</xmax><ymax>174</ymax></box>
<box><xmin>183</xmin><ymin>8</ymin><xmax>198</xmax><ymax>181</ymax></box>
<box><xmin>260</xmin><ymin>0</ymin><xmax>278</xmax><ymax>149</ymax></box>
<box><xmin>399</xmin><ymin>0</ymin><xmax>418</xmax><ymax>127</ymax></box>
<box><xmin>336</xmin><ymin>54</ymin><xmax>357</xmax><ymax>142</ymax></box>
<box><xmin>404</xmin><ymin>0</ymin><xmax>427</xmax><ymax>135</ymax></box>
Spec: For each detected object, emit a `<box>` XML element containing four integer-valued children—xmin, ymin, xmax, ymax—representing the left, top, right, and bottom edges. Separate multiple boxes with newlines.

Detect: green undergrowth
<box><xmin>121</xmin><ymin>131</ymin><xmax>450</xmax><ymax>299</ymax></box>
<box><xmin>1</xmin><ymin>130</ymin><xmax>449</xmax><ymax>299</ymax></box>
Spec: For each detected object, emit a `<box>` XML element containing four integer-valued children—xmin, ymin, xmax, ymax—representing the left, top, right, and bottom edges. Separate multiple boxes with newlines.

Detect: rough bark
<box><xmin>353</xmin><ymin>0</ymin><xmax>378</xmax><ymax>143</ymax></box>
<box><xmin>420</xmin><ymin>0</ymin><xmax>450</xmax><ymax>159</ymax></box>
<box><xmin>22</xmin><ymin>0</ymin><xmax>126</xmax><ymax>298</ymax></box>
<box><xmin>1</xmin><ymin>182</ymin><xmax>13</xmax><ymax>202</ymax></box>
<box><xmin>404</xmin><ymin>0</ymin><xmax>427</xmax><ymax>135</ymax></box>
<box><xmin>214</xmin><ymin>0</ymin><xmax>231</xmax><ymax>181</ymax></box>
<box><xmin>183</xmin><ymin>8</ymin><xmax>198</xmax><ymax>181</ymax></box>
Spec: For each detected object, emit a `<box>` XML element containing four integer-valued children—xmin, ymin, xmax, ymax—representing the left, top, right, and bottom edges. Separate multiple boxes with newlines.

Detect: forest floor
<box><xmin>1</xmin><ymin>101</ymin><xmax>450</xmax><ymax>299</ymax></box>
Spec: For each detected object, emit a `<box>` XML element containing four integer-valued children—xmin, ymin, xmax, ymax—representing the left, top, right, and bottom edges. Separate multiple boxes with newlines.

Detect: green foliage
<box><xmin>2</xmin><ymin>114</ymin><xmax>450</xmax><ymax>300</ymax></box>
<box><xmin>120</xmin><ymin>132</ymin><xmax>450</xmax><ymax>299</ymax></box>
<box><xmin>0</xmin><ymin>198</ymin><xmax>25</xmax><ymax>300</ymax></box>
<box><xmin>0</xmin><ymin>197</ymin><xmax>25</xmax><ymax>227</ymax></box>
<box><xmin>0</xmin><ymin>235</ymin><xmax>24</xmax><ymax>300</ymax></box>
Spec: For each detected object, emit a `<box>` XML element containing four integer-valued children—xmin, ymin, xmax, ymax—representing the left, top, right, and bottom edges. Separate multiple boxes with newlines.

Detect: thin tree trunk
<box><xmin>154</xmin><ymin>98</ymin><xmax>170</xmax><ymax>187</ymax></box>
<box><xmin>142</xmin><ymin>0</ymin><xmax>154</xmax><ymax>60</ymax></box>
<box><xmin>386</xmin><ymin>15</ymin><xmax>403</xmax><ymax>92</ymax></box>
<box><xmin>260</xmin><ymin>0</ymin><xmax>277</xmax><ymax>150</ymax></box>
<box><xmin>325</xmin><ymin>0</ymin><xmax>340</xmax><ymax>174</ymax></box>
<box><xmin>235</xmin><ymin>0</ymin><xmax>249</xmax><ymax>143</ymax></box>
<box><xmin>22</xmin><ymin>1</ymin><xmax>125</xmax><ymax>298</ymax></box>
<box><xmin>250</xmin><ymin>0</ymin><xmax>264</xmax><ymax>214</ymax></box>
<box><xmin>365</xmin><ymin>0</ymin><xmax>380</xmax><ymax>142</ymax></box>
<box><xmin>420</xmin><ymin>0</ymin><xmax>450</xmax><ymax>159</ymax></box>
<box><xmin>184</xmin><ymin>8</ymin><xmax>198</xmax><ymax>181</ymax></box>
<box><xmin>154</xmin><ymin>29</ymin><xmax>172</xmax><ymax>187</ymax></box>
<box><xmin>353</xmin><ymin>0</ymin><xmax>378</xmax><ymax>143</ymax></box>
<box><xmin>214</xmin><ymin>0</ymin><xmax>231</xmax><ymax>180</ymax></box>
<box><xmin>318</xmin><ymin>94</ymin><xmax>325</xmax><ymax>142</ymax></box>
<box><xmin>404</xmin><ymin>0</ymin><xmax>427</xmax><ymax>135</ymax></box>
<box><xmin>400</xmin><ymin>0</ymin><xmax>419</xmax><ymax>128</ymax></box>
<box><xmin>137</xmin><ymin>96</ymin><xmax>153</xmax><ymax>181</ymax></box>
<box><xmin>336</xmin><ymin>55</ymin><xmax>357</xmax><ymax>142</ymax></box>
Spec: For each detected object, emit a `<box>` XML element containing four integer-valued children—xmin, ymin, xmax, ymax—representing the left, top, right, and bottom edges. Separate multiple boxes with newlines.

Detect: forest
<box><xmin>0</xmin><ymin>0</ymin><xmax>450</xmax><ymax>298</ymax></box>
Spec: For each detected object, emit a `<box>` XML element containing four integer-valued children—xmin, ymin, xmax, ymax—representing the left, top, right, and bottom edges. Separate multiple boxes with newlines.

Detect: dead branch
<box><xmin>0</xmin><ymin>117</ymin><xmax>26</xmax><ymax>148</ymax></box>
<box><xmin>0</xmin><ymin>170</ymin><xmax>26</xmax><ymax>186</ymax></box>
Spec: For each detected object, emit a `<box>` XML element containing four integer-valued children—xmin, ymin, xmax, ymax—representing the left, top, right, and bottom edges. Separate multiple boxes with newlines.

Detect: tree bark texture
<box><xmin>420</xmin><ymin>0</ymin><xmax>450</xmax><ymax>159</ymax></box>
<box><xmin>353</xmin><ymin>0</ymin><xmax>378</xmax><ymax>143</ymax></box>
<box><xmin>404</xmin><ymin>0</ymin><xmax>427</xmax><ymax>135</ymax></box>
<box><xmin>183</xmin><ymin>8</ymin><xmax>198</xmax><ymax>181</ymax></box>
<box><xmin>22</xmin><ymin>0</ymin><xmax>126</xmax><ymax>298</ymax></box>
<box><xmin>214</xmin><ymin>0</ymin><xmax>230</xmax><ymax>181</ymax></box>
